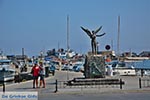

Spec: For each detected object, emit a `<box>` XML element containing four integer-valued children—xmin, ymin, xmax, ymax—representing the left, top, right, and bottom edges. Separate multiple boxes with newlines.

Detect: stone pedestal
<box><xmin>84</xmin><ymin>55</ymin><xmax>105</xmax><ymax>78</ymax></box>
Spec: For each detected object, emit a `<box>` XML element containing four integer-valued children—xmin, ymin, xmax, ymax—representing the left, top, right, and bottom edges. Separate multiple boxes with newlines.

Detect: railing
<box><xmin>139</xmin><ymin>77</ymin><xmax>150</xmax><ymax>89</ymax></box>
<box><xmin>54</xmin><ymin>78</ymin><xmax>125</xmax><ymax>93</ymax></box>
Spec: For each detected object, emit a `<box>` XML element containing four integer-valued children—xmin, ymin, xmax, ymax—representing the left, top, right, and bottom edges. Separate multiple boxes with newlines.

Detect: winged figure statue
<box><xmin>81</xmin><ymin>26</ymin><xmax>106</xmax><ymax>54</ymax></box>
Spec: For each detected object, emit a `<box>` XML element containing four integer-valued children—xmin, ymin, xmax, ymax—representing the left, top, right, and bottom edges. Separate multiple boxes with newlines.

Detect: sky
<box><xmin>0</xmin><ymin>0</ymin><xmax>150</xmax><ymax>56</ymax></box>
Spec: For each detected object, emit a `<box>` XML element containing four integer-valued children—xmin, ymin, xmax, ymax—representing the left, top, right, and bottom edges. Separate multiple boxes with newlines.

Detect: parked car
<box><xmin>72</xmin><ymin>63</ymin><xmax>84</xmax><ymax>72</ymax></box>
<box><xmin>61</xmin><ymin>64</ymin><xmax>73</xmax><ymax>71</ymax></box>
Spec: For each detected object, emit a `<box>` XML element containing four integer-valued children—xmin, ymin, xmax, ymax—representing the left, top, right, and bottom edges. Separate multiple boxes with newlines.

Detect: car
<box><xmin>61</xmin><ymin>64</ymin><xmax>73</xmax><ymax>71</ymax></box>
<box><xmin>72</xmin><ymin>63</ymin><xmax>84</xmax><ymax>72</ymax></box>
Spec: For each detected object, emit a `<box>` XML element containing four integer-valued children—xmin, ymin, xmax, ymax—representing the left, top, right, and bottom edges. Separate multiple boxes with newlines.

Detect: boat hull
<box><xmin>113</xmin><ymin>68</ymin><xmax>136</xmax><ymax>76</ymax></box>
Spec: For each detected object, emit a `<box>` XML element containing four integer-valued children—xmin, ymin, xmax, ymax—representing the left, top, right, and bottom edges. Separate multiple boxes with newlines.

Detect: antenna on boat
<box><xmin>0</xmin><ymin>49</ymin><xmax>2</xmax><ymax>55</ymax></box>
<box><xmin>111</xmin><ymin>39</ymin><xmax>113</xmax><ymax>51</ymax></box>
<box><xmin>22</xmin><ymin>48</ymin><xmax>25</xmax><ymax>59</ymax></box>
<box><xmin>58</xmin><ymin>42</ymin><xmax>60</xmax><ymax>50</ymax></box>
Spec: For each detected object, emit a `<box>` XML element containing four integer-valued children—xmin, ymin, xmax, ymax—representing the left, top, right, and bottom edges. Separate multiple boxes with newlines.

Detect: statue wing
<box><xmin>94</xmin><ymin>26</ymin><xmax>102</xmax><ymax>34</ymax></box>
<box><xmin>81</xmin><ymin>26</ymin><xmax>92</xmax><ymax>37</ymax></box>
<box><xmin>96</xmin><ymin>33</ymin><xmax>106</xmax><ymax>37</ymax></box>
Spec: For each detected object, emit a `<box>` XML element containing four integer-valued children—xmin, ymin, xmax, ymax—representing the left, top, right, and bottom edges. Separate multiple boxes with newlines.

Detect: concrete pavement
<box><xmin>0</xmin><ymin>71</ymin><xmax>150</xmax><ymax>100</ymax></box>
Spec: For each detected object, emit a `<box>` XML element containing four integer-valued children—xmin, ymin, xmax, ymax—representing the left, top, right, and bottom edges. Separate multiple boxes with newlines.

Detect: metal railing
<box><xmin>54</xmin><ymin>78</ymin><xmax>125</xmax><ymax>93</ymax></box>
<box><xmin>139</xmin><ymin>77</ymin><xmax>150</xmax><ymax>89</ymax></box>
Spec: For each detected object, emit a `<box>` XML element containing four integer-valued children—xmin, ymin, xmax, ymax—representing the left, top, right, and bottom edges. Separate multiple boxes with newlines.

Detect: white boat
<box><xmin>0</xmin><ymin>68</ymin><xmax>15</xmax><ymax>81</ymax></box>
<box><xmin>112</xmin><ymin>61</ymin><xmax>136</xmax><ymax>76</ymax></box>
<box><xmin>0</xmin><ymin>60</ymin><xmax>15</xmax><ymax>81</ymax></box>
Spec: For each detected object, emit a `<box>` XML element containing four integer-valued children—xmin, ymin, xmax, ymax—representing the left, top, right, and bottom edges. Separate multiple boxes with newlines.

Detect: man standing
<box><xmin>32</xmin><ymin>63</ymin><xmax>40</xmax><ymax>88</ymax></box>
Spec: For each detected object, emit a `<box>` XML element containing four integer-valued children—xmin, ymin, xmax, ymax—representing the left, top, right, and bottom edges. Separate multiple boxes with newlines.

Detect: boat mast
<box><xmin>117</xmin><ymin>15</ymin><xmax>120</xmax><ymax>57</ymax></box>
<box><xmin>67</xmin><ymin>15</ymin><xmax>70</xmax><ymax>52</ymax></box>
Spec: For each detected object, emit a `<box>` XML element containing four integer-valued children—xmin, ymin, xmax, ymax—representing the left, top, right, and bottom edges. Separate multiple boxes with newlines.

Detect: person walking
<box><xmin>39</xmin><ymin>62</ymin><xmax>46</xmax><ymax>88</ymax></box>
<box><xmin>50</xmin><ymin>64</ymin><xmax>56</xmax><ymax>76</ymax></box>
<box><xmin>31</xmin><ymin>63</ymin><xmax>40</xmax><ymax>88</ymax></box>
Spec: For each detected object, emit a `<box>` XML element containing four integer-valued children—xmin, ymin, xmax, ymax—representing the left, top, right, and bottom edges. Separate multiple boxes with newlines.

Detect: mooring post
<box><xmin>54</xmin><ymin>79</ymin><xmax>58</xmax><ymax>93</ymax></box>
<box><xmin>3</xmin><ymin>83</ymin><xmax>5</xmax><ymax>92</ymax></box>
<box><xmin>139</xmin><ymin>78</ymin><xmax>142</xmax><ymax>89</ymax></box>
<box><xmin>120</xmin><ymin>79</ymin><xmax>122</xmax><ymax>89</ymax></box>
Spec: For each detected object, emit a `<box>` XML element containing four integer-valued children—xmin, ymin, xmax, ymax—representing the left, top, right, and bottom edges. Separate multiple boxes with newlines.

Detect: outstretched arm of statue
<box><xmin>96</xmin><ymin>33</ymin><xmax>106</xmax><ymax>37</ymax></box>
<box><xmin>81</xmin><ymin>26</ymin><xmax>92</xmax><ymax>37</ymax></box>
<box><xmin>93</xmin><ymin>26</ymin><xmax>102</xmax><ymax>34</ymax></box>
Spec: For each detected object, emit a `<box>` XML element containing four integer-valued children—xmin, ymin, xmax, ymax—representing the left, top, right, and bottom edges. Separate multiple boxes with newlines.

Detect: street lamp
<box><xmin>97</xmin><ymin>42</ymin><xmax>99</xmax><ymax>52</ymax></box>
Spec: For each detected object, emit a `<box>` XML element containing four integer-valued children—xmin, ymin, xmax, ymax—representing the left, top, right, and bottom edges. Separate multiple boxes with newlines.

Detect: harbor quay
<box><xmin>0</xmin><ymin>71</ymin><xmax>150</xmax><ymax>100</ymax></box>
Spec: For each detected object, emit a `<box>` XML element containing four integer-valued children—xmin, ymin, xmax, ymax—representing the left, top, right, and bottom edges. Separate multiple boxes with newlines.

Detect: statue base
<box><xmin>84</xmin><ymin>54</ymin><xmax>105</xmax><ymax>78</ymax></box>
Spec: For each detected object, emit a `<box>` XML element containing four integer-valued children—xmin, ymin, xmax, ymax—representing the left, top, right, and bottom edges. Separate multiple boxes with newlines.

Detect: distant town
<box><xmin>1</xmin><ymin>48</ymin><xmax>150</xmax><ymax>67</ymax></box>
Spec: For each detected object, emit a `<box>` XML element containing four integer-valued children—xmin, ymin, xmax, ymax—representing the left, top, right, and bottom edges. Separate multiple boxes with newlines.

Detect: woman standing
<box><xmin>39</xmin><ymin>62</ymin><xmax>46</xmax><ymax>88</ymax></box>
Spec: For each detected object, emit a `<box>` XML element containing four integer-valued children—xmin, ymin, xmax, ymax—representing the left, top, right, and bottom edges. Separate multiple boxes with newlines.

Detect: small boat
<box><xmin>112</xmin><ymin>61</ymin><xmax>136</xmax><ymax>76</ymax></box>
<box><xmin>106</xmin><ymin>61</ymin><xmax>136</xmax><ymax>76</ymax></box>
<box><xmin>0</xmin><ymin>60</ymin><xmax>15</xmax><ymax>82</ymax></box>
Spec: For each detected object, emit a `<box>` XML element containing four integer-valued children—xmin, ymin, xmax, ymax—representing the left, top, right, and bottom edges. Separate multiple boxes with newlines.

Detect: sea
<box><xmin>124</xmin><ymin>59</ymin><xmax>150</xmax><ymax>75</ymax></box>
<box><xmin>129</xmin><ymin>60</ymin><xmax>150</xmax><ymax>69</ymax></box>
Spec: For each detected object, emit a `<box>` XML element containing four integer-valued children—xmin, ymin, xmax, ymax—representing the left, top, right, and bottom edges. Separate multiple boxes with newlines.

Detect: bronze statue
<box><xmin>81</xmin><ymin>26</ymin><xmax>106</xmax><ymax>54</ymax></box>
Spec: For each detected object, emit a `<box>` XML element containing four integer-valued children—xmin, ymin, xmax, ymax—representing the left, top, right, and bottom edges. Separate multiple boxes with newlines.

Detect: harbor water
<box><xmin>125</xmin><ymin>59</ymin><xmax>150</xmax><ymax>76</ymax></box>
<box><xmin>133</xmin><ymin>60</ymin><xmax>150</xmax><ymax>69</ymax></box>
